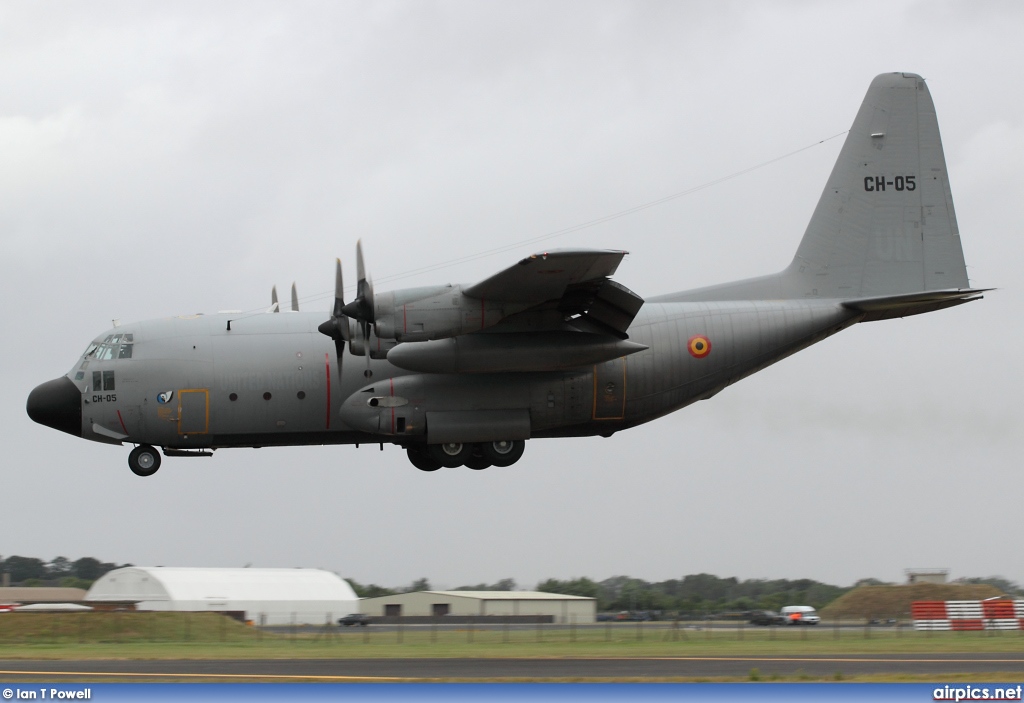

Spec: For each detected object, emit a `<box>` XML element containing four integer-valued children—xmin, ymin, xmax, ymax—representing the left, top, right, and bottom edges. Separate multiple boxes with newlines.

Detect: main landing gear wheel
<box><xmin>406</xmin><ymin>446</ymin><xmax>442</xmax><ymax>472</ymax></box>
<box><xmin>428</xmin><ymin>442</ymin><xmax>472</xmax><ymax>468</ymax></box>
<box><xmin>464</xmin><ymin>447</ymin><xmax>492</xmax><ymax>471</ymax></box>
<box><xmin>481</xmin><ymin>440</ymin><xmax>525</xmax><ymax>467</ymax></box>
<box><xmin>128</xmin><ymin>444</ymin><xmax>161</xmax><ymax>477</ymax></box>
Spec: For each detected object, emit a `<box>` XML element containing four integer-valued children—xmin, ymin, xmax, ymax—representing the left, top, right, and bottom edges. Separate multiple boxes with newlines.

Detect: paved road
<box><xmin>1</xmin><ymin>655</ymin><xmax>1023</xmax><ymax>681</ymax></box>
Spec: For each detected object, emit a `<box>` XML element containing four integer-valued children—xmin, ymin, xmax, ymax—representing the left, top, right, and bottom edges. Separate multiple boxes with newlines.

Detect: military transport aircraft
<box><xmin>27</xmin><ymin>73</ymin><xmax>984</xmax><ymax>476</ymax></box>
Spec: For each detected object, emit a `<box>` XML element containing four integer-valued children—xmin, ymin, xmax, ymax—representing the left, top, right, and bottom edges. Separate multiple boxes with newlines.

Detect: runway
<box><xmin>2</xmin><ymin>654</ymin><xmax>1023</xmax><ymax>681</ymax></box>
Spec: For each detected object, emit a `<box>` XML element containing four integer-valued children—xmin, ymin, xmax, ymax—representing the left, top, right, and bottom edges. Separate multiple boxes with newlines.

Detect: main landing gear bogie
<box><xmin>128</xmin><ymin>444</ymin><xmax>161</xmax><ymax>477</ymax></box>
<box><xmin>407</xmin><ymin>440</ymin><xmax>525</xmax><ymax>472</ymax></box>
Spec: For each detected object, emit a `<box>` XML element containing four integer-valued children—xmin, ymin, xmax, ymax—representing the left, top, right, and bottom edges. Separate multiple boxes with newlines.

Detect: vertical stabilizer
<box><xmin>661</xmin><ymin>73</ymin><xmax>973</xmax><ymax>305</ymax></box>
<box><xmin>788</xmin><ymin>72</ymin><xmax>969</xmax><ymax>299</ymax></box>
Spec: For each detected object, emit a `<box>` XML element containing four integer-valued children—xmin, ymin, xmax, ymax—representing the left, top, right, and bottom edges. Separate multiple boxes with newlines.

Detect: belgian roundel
<box><xmin>688</xmin><ymin>334</ymin><xmax>711</xmax><ymax>359</ymax></box>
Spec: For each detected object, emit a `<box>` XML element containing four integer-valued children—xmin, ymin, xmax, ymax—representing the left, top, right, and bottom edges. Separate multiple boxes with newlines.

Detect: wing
<box><xmin>465</xmin><ymin>249</ymin><xmax>628</xmax><ymax>303</ymax></box>
<box><xmin>465</xmin><ymin>248</ymin><xmax>644</xmax><ymax>339</ymax></box>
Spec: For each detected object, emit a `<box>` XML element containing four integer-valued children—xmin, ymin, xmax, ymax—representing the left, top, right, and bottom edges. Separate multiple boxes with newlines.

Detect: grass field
<box><xmin>1</xmin><ymin>612</ymin><xmax>1023</xmax><ymax>660</ymax></box>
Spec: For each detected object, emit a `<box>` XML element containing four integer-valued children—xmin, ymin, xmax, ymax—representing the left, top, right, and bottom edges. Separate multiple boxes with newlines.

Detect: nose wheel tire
<box><xmin>481</xmin><ymin>439</ymin><xmax>525</xmax><ymax>467</ymax></box>
<box><xmin>428</xmin><ymin>442</ymin><xmax>472</xmax><ymax>468</ymax></box>
<box><xmin>128</xmin><ymin>445</ymin><xmax>161</xmax><ymax>477</ymax></box>
<box><xmin>406</xmin><ymin>446</ymin><xmax>442</xmax><ymax>472</ymax></box>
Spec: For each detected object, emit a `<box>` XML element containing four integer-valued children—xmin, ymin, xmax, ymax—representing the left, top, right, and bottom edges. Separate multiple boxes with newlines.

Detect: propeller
<box><xmin>341</xmin><ymin>240</ymin><xmax>375</xmax><ymax>325</ymax></box>
<box><xmin>340</xmin><ymin>240</ymin><xmax>375</xmax><ymax>378</ymax></box>
<box><xmin>269</xmin><ymin>285</ymin><xmax>280</xmax><ymax>313</ymax></box>
<box><xmin>317</xmin><ymin>242</ymin><xmax>376</xmax><ymax>379</ymax></box>
<box><xmin>290</xmin><ymin>282</ymin><xmax>299</xmax><ymax>312</ymax></box>
<box><xmin>317</xmin><ymin>259</ymin><xmax>349</xmax><ymax>384</ymax></box>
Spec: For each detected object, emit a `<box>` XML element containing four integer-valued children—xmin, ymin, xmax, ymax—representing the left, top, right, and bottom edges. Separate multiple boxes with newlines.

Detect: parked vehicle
<box><xmin>338</xmin><ymin>613</ymin><xmax>371</xmax><ymax>626</ymax></box>
<box><xmin>748</xmin><ymin>610</ymin><xmax>785</xmax><ymax>626</ymax></box>
<box><xmin>613</xmin><ymin>611</ymin><xmax>654</xmax><ymax>621</ymax></box>
<box><xmin>780</xmin><ymin>605</ymin><xmax>820</xmax><ymax>625</ymax></box>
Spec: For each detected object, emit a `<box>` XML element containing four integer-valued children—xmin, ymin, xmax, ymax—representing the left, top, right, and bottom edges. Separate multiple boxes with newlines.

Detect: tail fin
<box><xmin>665</xmin><ymin>73</ymin><xmax>977</xmax><ymax>306</ymax></box>
<box><xmin>788</xmin><ymin>72</ymin><xmax>969</xmax><ymax>299</ymax></box>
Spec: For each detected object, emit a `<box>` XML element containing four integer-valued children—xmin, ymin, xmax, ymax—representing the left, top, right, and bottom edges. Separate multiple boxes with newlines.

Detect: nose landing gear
<box><xmin>128</xmin><ymin>444</ymin><xmax>161</xmax><ymax>477</ymax></box>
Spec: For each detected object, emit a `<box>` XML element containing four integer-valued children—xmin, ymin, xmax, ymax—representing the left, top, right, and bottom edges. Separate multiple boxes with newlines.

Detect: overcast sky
<box><xmin>3</xmin><ymin>1</ymin><xmax>1022</xmax><ymax>591</ymax></box>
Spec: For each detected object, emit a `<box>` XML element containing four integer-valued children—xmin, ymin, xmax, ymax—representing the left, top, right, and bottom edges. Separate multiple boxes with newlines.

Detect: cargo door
<box><xmin>178</xmin><ymin>389</ymin><xmax>209</xmax><ymax>435</ymax></box>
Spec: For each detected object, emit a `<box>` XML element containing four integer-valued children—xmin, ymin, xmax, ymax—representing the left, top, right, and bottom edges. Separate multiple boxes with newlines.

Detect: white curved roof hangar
<box><xmin>85</xmin><ymin>567</ymin><xmax>357</xmax><ymax>624</ymax></box>
<box><xmin>87</xmin><ymin>567</ymin><xmax>356</xmax><ymax>602</ymax></box>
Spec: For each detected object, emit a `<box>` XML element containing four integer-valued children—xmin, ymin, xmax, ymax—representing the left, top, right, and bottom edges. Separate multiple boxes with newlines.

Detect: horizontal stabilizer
<box><xmin>842</xmin><ymin>288</ymin><xmax>989</xmax><ymax>321</ymax></box>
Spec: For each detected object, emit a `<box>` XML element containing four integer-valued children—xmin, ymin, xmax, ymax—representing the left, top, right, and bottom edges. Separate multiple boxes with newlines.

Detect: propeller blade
<box><xmin>362</xmin><ymin>320</ymin><xmax>372</xmax><ymax>378</ymax></box>
<box><xmin>290</xmin><ymin>282</ymin><xmax>299</xmax><ymax>312</ymax></box>
<box><xmin>333</xmin><ymin>258</ymin><xmax>344</xmax><ymax>318</ymax></box>
<box><xmin>341</xmin><ymin>240</ymin><xmax>375</xmax><ymax>324</ymax></box>
<box><xmin>364</xmin><ymin>273</ymin><xmax>375</xmax><ymax>323</ymax></box>
<box><xmin>269</xmin><ymin>285</ymin><xmax>280</xmax><ymax>313</ymax></box>
<box><xmin>355</xmin><ymin>240</ymin><xmax>365</xmax><ymax>288</ymax></box>
<box><xmin>315</xmin><ymin>258</ymin><xmax>347</xmax><ymax>389</ymax></box>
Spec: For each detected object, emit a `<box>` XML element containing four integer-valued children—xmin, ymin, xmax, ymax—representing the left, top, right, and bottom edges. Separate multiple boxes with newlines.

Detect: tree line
<box><xmin>0</xmin><ymin>555</ymin><xmax>131</xmax><ymax>589</ymax></box>
<box><xmin>535</xmin><ymin>574</ymin><xmax>852</xmax><ymax>614</ymax></box>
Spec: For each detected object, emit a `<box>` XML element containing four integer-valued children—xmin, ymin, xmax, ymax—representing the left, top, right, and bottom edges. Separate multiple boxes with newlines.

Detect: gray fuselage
<box><xmin>69</xmin><ymin>299</ymin><xmax>859</xmax><ymax>451</ymax></box>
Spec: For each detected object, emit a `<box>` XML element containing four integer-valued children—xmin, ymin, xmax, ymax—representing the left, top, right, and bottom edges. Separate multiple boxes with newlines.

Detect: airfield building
<box><xmin>85</xmin><ymin>567</ymin><xmax>358</xmax><ymax>625</ymax></box>
<box><xmin>905</xmin><ymin>569</ymin><xmax>949</xmax><ymax>585</ymax></box>
<box><xmin>0</xmin><ymin>587</ymin><xmax>88</xmax><ymax>605</ymax></box>
<box><xmin>358</xmin><ymin>590</ymin><xmax>596</xmax><ymax>623</ymax></box>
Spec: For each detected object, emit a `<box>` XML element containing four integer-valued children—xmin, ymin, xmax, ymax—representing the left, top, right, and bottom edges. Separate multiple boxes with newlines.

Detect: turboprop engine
<box><xmin>386</xmin><ymin>331</ymin><xmax>647</xmax><ymax>374</ymax></box>
<box><xmin>372</xmin><ymin>285</ymin><xmax>515</xmax><ymax>342</ymax></box>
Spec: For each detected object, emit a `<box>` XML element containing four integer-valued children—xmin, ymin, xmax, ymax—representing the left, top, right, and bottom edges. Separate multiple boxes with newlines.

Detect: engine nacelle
<box><xmin>346</xmin><ymin>319</ymin><xmax>396</xmax><ymax>360</ymax></box>
<box><xmin>373</xmin><ymin>285</ymin><xmax>514</xmax><ymax>342</ymax></box>
<box><xmin>386</xmin><ymin>332</ymin><xmax>647</xmax><ymax>373</ymax></box>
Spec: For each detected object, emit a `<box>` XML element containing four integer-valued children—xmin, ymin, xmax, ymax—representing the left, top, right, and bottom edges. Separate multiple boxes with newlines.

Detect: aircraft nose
<box><xmin>27</xmin><ymin>376</ymin><xmax>82</xmax><ymax>437</ymax></box>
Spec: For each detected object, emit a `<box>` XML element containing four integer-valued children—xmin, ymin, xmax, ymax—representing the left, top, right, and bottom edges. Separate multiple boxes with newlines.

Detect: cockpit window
<box><xmin>85</xmin><ymin>334</ymin><xmax>136</xmax><ymax>362</ymax></box>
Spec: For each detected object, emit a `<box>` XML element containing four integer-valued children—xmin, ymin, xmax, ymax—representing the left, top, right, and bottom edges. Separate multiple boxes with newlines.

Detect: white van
<box><xmin>780</xmin><ymin>605</ymin><xmax>820</xmax><ymax>625</ymax></box>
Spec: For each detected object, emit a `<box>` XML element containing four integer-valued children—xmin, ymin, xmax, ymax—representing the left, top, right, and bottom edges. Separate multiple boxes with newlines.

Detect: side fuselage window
<box><xmin>102</xmin><ymin>370</ymin><xmax>115</xmax><ymax>391</ymax></box>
